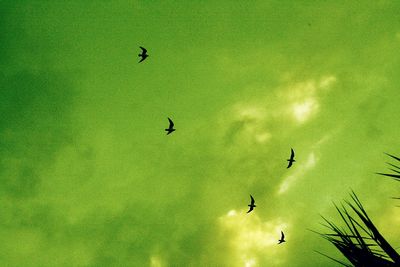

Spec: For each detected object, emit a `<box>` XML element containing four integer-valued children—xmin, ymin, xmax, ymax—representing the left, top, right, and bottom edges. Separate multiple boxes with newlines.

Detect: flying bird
<box><xmin>278</xmin><ymin>231</ymin><xmax>286</xmax><ymax>244</ymax></box>
<box><xmin>165</xmin><ymin>117</ymin><xmax>175</xmax><ymax>135</ymax></box>
<box><xmin>287</xmin><ymin>148</ymin><xmax>296</xmax><ymax>168</ymax></box>
<box><xmin>247</xmin><ymin>195</ymin><xmax>256</xmax><ymax>213</ymax></box>
<box><xmin>138</xmin><ymin>46</ymin><xmax>149</xmax><ymax>63</ymax></box>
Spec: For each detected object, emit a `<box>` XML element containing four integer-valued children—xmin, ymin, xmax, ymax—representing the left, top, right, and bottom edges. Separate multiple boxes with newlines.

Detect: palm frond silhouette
<box><xmin>315</xmin><ymin>191</ymin><xmax>400</xmax><ymax>266</ymax></box>
<box><xmin>376</xmin><ymin>153</ymin><xmax>400</xmax><ymax>182</ymax></box>
<box><xmin>315</xmin><ymin>152</ymin><xmax>400</xmax><ymax>266</ymax></box>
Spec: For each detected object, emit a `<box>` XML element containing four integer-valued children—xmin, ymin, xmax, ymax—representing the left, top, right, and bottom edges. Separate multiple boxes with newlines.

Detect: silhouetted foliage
<box><xmin>377</xmin><ymin>153</ymin><xmax>400</xmax><ymax>207</ymax></box>
<box><xmin>315</xmin><ymin>191</ymin><xmax>400</xmax><ymax>266</ymax></box>
<box><xmin>376</xmin><ymin>153</ymin><xmax>400</xmax><ymax>182</ymax></box>
<box><xmin>316</xmin><ymin>153</ymin><xmax>400</xmax><ymax>266</ymax></box>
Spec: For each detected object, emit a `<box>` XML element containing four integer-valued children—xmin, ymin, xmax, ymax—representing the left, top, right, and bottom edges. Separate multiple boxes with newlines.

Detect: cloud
<box><xmin>292</xmin><ymin>98</ymin><xmax>319</xmax><ymax>124</ymax></box>
<box><xmin>282</xmin><ymin>76</ymin><xmax>336</xmax><ymax>124</ymax></box>
<box><xmin>277</xmin><ymin>132</ymin><xmax>335</xmax><ymax>195</ymax></box>
<box><xmin>319</xmin><ymin>75</ymin><xmax>337</xmax><ymax>89</ymax></box>
<box><xmin>0</xmin><ymin>70</ymin><xmax>78</xmax><ymax>199</ymax></box>
<box><xmin>0</xmin><ymin>2</ymin><xmax>80</xmax><ymax>200</ymax></box>
<box><xmin>277</xmin><ymin>152</ymin><xmax>317</xmax><ymax>195</ymax></box>
<box><xmin>217</xmin><ymin>209</ymin><xmax>289</xmax><ymax>267</ymax></box>
<box><xmin>220</xmin><ymin>75</ymin><xmax>336</xmax><ymax>148</ymax></box>
<box><xmin>223</xmin><ymin>105</ymin><xmax>271</xmax><ymax>146</ymax></box>
<box><xmin>3</xmin><ymin>2</ymin><xmax>399</xmax><ymax>267</ymax></box>
<box><xmin>150</xmin><ymin>255</ymin><xmax>164</xmax><ymax>267</ymax></box>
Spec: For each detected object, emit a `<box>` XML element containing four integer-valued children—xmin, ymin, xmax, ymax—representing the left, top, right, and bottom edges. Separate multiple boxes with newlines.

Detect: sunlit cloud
<box><xmin>319</xmin><ymin>75</ymin><xmax>337</xmax><ymax>89</ymax></box>
<box><xmin>218</xmin><ymin>210</ymin><xmax>289</xmax><ymax>266</ymax></box>
<box><xmin>283</xmin><ymin>81</ymin><xmax>317</xmax><ymax>100</ymax></box>
<box><xmin>150</xmin><ymin>255</ymin><xmax>164</xmax><ymax>267</ymax></box>
<box><xmin>245</xmin><ymin>258</ymin><xmax>256</xmax><ymax>267</ymax></box>
<box><xmin>277</xmin><ymin>132</ymin><xmax>335</xmax><ymax>195</ymax></box>
<box><xmin>285</xmin><ymin>76</ymin><xmax>336</xmax><ymax>124</ymax></box>
<box><xmin>292</xmin><ymin>98</ymin><xmax>319</xmax><ymax>124</ymax></box>
<box><xmin>278</xmin><ymin>152</ymin><xmax>317</xmax><ymax>195</ymax></box>
<box><xmin>222</xmin><ymin>75</ymin><xmax>337</xmax><ymax>142</ymax></box>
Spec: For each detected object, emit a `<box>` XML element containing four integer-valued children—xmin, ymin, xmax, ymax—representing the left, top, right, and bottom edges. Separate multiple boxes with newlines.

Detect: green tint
<box><xmin>1</xmin><ymin>1</ymin><xmax>399</xmax><ymax>266</ymax></box>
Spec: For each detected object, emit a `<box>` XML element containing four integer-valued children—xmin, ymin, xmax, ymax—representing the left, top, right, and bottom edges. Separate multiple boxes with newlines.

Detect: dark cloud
<box><xmin>0</xmin><ymin>0</ymin><xmax>80</xmax><ymax>200</ymax></box>
<box><xmin>0</xmin><ymin>69</ymin><xmax>77</xmax><ymax>198</ymax></box>
<box><xmin>0</xmin><ymin>6</ymin><xmax>81</xmax><ymax>267</ymax></box>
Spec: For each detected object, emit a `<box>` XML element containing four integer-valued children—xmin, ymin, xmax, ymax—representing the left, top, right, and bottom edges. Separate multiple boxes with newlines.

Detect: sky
<box><xmin>1</xmin><ymin>1</ymin><xmax>400</xmax><ymax>266</ymax></box>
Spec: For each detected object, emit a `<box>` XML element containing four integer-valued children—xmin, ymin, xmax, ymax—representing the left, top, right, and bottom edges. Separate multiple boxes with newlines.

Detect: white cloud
<box><xmin>218</xmin><ymin>210</ymin><xmax>289</xmax><ymax>266</ymax></box>
<box><xmin>319</xmin><ymin>75</ymin><xmax>337</xmax><ymax>89</ymax></box>
<box><xmin>292</xmin><ymin>98</ymin><xmax>319</xmax><ymax>124</ymax></box>
<box><xmin>222</xmin><ymin>75</ymin><xmax>337</xmax><ymax>143</ymax></box>
<box><xmin>227</xmin><ymin>209</ymin><xmax>238</xmax><ymax>217</ymax></box>
<box><xmin>276</xmin><ymin>132</ymin><xmax>336</xmax><ymax>195</ymax></box>
<box><xmin>245</xmin><ymin>258</ymin><xmax>257</xmax><ymax>267</ymax></box>
<box><xmin>285</xmin><ymin>76</ymin><xmax>336</xmax><ymax>124</ymax></box>
<box><xmin>278</xmin><ymin>152</ymin><xmax>317</xmax><ymax>195</ymax></box>
<box><xmin>150</xmin><ymin>255</ymin><xmax>164</xmax><ymax>267</ymax></box>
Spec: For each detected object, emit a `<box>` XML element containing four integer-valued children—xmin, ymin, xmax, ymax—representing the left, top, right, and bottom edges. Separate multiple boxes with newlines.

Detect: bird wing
<box><xmin>291</xmin><ymin>148</ymin><xmax>295</xmax><ymax>159</ymax></box>
<box><xmin>168</xmin><ymin>118</ymin><xmax>174</xmax><ymax>128</ymax></box>
<box><xmin>138</xmin><ymin>57</ymin><xmax>146</xmax><ymax>63</ymax></box>
<box><xmin>287</xmin><ymin>161</ymin><xmax>292</xmax><ymax>168</ymax></box>
<box><xmin>139</xmin><ymin>46</ymin><xmax>147</xmax><ymax>53</ymax></box>
<box><xmin>250</xmin><ymin>195</ymin><xmax>255</xmax><ymax>205</ymax></box>
<box><xmin>247</xmin><ymin>206</ymin><xmax>253</xmax><ymax>213</ymax></box>
<box><xmin>281</xmin><ymin>231</ymin><xmax>285</xmax><ymax>240</ymax></box>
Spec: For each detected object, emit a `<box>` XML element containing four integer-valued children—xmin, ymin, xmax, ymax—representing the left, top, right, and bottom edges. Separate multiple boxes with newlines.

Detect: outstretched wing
<box><xmin>138</xmin><ymin>57</ymin><xmax>146</xmax><ymax>63</ymax></box>
<box><xmin>250</xmin><ymin>195</ymin><xmax>255</xmax><ymax>205</ymax></box>
<box><xmin>281</xmin><ymin>231</ymin><xmax>285</xmax><ymax>240</ymax></box>
<box><xmin>139</xmin><ymin>46</ymin><xmax>147</xmax><ymax>53</ymax></box>
<box><xmin>168</xmin><ymin>117</ymin><xmax>174</xmax><ymax>128</ymax></box>
<box><xmin>247</xmin><ymin>206</ymin><xmax>254</xmax><ymax>213</ymax></box>
<box><xmin>291</xmin><ymin>148</ymin><xmax>295</xmax><ymax>159</ymax></box>
<box><xmin>287</xmin><ymin>160</ymin><xmax>292</xmax><ymax>168</ymax></box>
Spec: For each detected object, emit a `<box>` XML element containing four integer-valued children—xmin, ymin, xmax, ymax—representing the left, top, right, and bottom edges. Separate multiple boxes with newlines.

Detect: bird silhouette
<box><xmin>138</xmin><ymin>46</ymin><xmax>149</xmax><ymax>63</ymax></box>
<box><xmin>247</xmin><ymin>195</ymin><xmax>256</xmax><ymax>213</ymax></box>
<box><xmin>165</xmin><ymin>117</ymin><xmax>175</xmax><ymax>135</ymax></box>
<box><xmin>278</xmin><ymin>231</ymin><xmax>286</xmax><ymax>244</ymax></box>
<box><xmin>287</xmin><ymin>148</ymin><xmax>296</xmax><ymax>168</ymax></box>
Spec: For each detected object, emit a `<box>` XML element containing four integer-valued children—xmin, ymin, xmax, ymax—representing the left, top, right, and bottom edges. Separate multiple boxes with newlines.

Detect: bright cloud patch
<box><xmin>292</xmin><ymin>98</ymin><xmax>319</xmax><ymax>124</ymax></box>
<box><xmin>319</xmin><ymin>75</ymin><xmax>337</xmax><ymax>89</ymax></box>
<box><xmin>218</xmin><ymin>210</ymin><xmax>289</xmax><ymax>266</ymax></box>
<box><xmin>285</xmin><ymin>76</ymin><xmax>336</xmax><ymax>124</ymax></box>
<box><xmin>278</xmin><ymin>152</ymin><xmax>317</xmax><ymax>195</ymax></box>
<box><xmin>222</xmin><ymin>75</ymin><xmax>337</xmax><ymax>145</ymax></box>
<box><xmin>150</xmin><ymin>255</ymin><xmax>163</xmax><ymax>267</ymax></box>
<box><xmin>245</xmin><ymin>258</ymin><xmax>257</xmax><ymax>267</ymax></box>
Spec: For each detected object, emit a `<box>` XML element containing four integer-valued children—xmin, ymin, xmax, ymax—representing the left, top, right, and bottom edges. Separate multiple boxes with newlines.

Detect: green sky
<box><xmin>1</xmin><ymin>1</ymin><xmax>400</xmax><ymax>266</ymax></box>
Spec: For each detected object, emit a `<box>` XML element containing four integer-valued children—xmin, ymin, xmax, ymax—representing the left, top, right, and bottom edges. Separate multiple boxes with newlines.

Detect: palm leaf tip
<box><xmin>315</xmin><ymin>192</ymin><xmax>400</xmax><ymax>266</ymax></box>
<box><xmin>377</xmin><ymin>153</ymin><xmax>400</xmax><ymax>181</ymax></box>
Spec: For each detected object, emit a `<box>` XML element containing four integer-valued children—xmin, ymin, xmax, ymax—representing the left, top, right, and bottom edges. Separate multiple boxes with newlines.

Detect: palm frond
<box><xmin>315</xmin><ymin>192</ymin><xmax>400</xmax><ymax>266</ymax></box>
<box><xmin>377</xmin><ymin>153</ymin><xmax>400</xmax><ymax>182</ymax></box>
